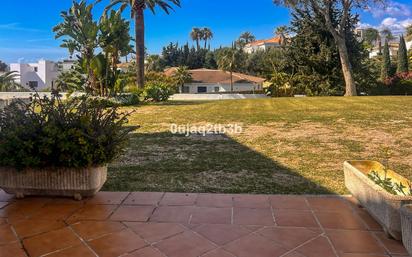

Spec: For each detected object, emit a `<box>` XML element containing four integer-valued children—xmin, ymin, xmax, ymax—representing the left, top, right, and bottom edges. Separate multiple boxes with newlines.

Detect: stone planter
<box><xmin>344</xmin><ymin>160</ymin><xmax>412</xmax><ymax>240</ymax></box>
<box><xmin>0</xmin><ymin>166</ymin><xmax>107</xmax><ymax>200</ymax></box>
<box><xmin>401</xmin><ymin>205</ymin><xmax>412</xmax><ymax>256</ymax></box>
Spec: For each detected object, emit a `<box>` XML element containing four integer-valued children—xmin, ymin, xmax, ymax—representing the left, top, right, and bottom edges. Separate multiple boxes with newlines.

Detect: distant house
<box><xmin>165</xmin><ymin>68</ymin><xmax>265</xmax><ymax>94</ymax></box>
<box><xmin>10</xmin><ymin>60</ymin><xmax>60</xmax><ymax>90</ymax></box>
<box><xmin>243</xmin><ymin>37</ymin><xmax>283</xmax><ymax>54</ymax></box>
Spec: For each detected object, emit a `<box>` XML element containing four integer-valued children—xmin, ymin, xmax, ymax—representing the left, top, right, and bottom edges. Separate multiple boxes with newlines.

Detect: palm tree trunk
<box><xmin>135</xmin><ymin>8</ymin><xmax>145</xmax><ymax>89</ymax></box>
<box><xmin>204</xmin><ymin>39</ymin><xmax>207</xmax><ymax>49</ymax></box>
<box><xmin>196</xmin><ymin>39</ymin><xmax>200</xmax><ymax>51</ymax></box>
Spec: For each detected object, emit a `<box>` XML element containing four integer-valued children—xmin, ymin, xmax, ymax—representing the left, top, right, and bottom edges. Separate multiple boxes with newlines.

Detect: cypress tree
<box><xmin>381</xmin><ymin>40</ymin><xmax>391</xmax><ymax>80</ymax></box>
<box><xmin>397</xmin><ymin>35</ymin><xmax>408</xmax><ymax>73</ymax></box>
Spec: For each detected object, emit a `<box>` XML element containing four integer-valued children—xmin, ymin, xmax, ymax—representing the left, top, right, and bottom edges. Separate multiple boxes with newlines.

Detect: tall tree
<box><xmin>217</xmin><ymin>48</ymin><xmax>242</xmax><ymax>91</ymax></box>
<box><xmin>380</xmin><ymin>28</ymin><xmax>394</xmax><ymax>42</ymax></box>
<box><xmin>54</xmin><ymin>1</ymin><xmax>100</xmax><ymax>93</ymax></box>
<box><xmin>363</xmin><ymin>27</ymin><xmax>379</xmax><ymax>51</ymax></box>
<box><xmin>275</xmin><ymin>26</ymin><xmax>288</xmax><ymax>45</ymax></box>
<box><xmin>397</xmin><ymin>35</ymin><xmax>408</xmax><ymax>73</ymax></box>
<box><xmin>100</xmin><ymin>0</ymin><xmax>181</xmax><ymax>89</ymax></box>
<box><xmin>239</xmin><ymin>32</ymin><xmax>256</xmax><ymax>44</ymax></box>
<box><xmin>190</xmin><ymin>28</ymin><xmax>202</xmax><ymax>50</ymax></box>
<box><xmin>202</xmin><ymin>28</ymin><xmax>213</xmax><ymax>49</ymax></box>
<box><xmin>406</xmin><ymin>25</ymin><xmax>412</xmax><ymax>42</ymax></box>
<box><xmin>381</xmin><ymin>39</ymin><xmax>391</xmax><ymax>81</ymax></box>
<box><xmin>272</xmin><ymin>0</ymin><xmax>378</xmax><ymax>96</ymax></box>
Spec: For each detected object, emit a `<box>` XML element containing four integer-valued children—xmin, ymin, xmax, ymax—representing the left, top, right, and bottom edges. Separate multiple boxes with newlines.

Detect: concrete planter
<box><xmin>344</xmin><ymin>160</ymin><xmax>412</xmax><ymax>240</ymax></box>
<box><xmin>0</xmin><ymin>166</ymin><xmax>107</xmax><ymax>200</ymax></box>
<box><xmin>401</xmin><ymin>205</ymin><xmax>412</xmax><ymax>256</ymax></box>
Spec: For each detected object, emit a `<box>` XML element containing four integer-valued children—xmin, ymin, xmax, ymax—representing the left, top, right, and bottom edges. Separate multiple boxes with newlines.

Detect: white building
<box><xmin>165</xmin><ymin>68</ymin><xmax>265</xmax><ymax>94</ymax></box>
<box><xmin>10</xmin><ymin>60</ymin><xmax>59</xmax><ymax>90</ymax></box>
<box><xmin>243</xmin><ymin>37</ymin><xmax>282</xmax><ymax>54</ymax></box>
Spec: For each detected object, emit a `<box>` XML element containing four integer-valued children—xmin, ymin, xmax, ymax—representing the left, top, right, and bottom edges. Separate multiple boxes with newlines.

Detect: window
<box><xmin>214</xmin><ymin>87</ymin><xmax>220</xmax><ymax>92</ymax></box>
<box><xmin>34</xmin><ymin>67</ymin><xmax>38</xmax><ymax>72</ymax></box>
<box><xmin>197</xmin><ymin>86</ymin><xmax>207</xmax><ymax>93</ymax></box>
<box><xmin>182</xmin><ymin>86</ymin><xmax>190</xmax><ymax>93</ymax></box>
<box><xmin>28</xmin><ymin>81</ymin><xmax>38</xmax><ymax>89</ymax></box>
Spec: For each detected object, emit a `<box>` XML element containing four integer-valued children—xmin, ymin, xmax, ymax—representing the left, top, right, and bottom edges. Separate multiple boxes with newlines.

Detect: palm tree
<box><xmin>275</xmin><ymin>26</ymin><xmax>288</xmax><ymax>45</ymax></box>
<box><xmin>406</xmin><ymin>25</ymin><xmax>412</xmax><ymax>42</ymax></box>
<box><xmin>172</xmin><ymin>66</ymin><xmax>192</xmax><ymax>93</ymax></box>
<box><xmin>99</xmin><ymin>0</ymin><xmax>181</xmax><ymax>89</ymax></box>
<box><xmin>217</xmin><ymin>48</ymin><xmax>240</xmax><ymax>92</ymax></box>
<box><xmin>190</xmin><ymin>28</ymin><xmax>202</xmax><ymax>50</ymax></box>
<box><xmin>239</xmin><ymin>32</ymin><xmax>256</xmax><ymax>44</ymax></box>
<box><xmin>202</xmin><ymin>28</ymin><xmax>213</xmax><ymax>49</ymax></box>
<box><xmin>54</xmin><ymin>1</ymin><xmax>100</xmax><ymax>93</ymax></box>
<box><xmin>0</xmin><ymin>71</ymin><xmax>20</xmax><ymax>91</ymax></box>
<box><xmin>380</xmin><ymin>28</ymin><xmax>395</xmax><ymax>42</ymax></box>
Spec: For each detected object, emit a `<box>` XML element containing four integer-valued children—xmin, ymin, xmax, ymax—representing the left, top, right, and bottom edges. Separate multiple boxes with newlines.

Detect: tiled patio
<box><xmin>0</xmin><ymin>190</ymin><xmax>409</xmax><ymax>257</ymax></box>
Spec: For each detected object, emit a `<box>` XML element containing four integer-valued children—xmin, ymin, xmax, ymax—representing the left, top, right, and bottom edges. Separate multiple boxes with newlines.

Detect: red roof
<box><xmin>247</xmin><ymin>37</ymin><xmax>282</xmax><ymax>47</ymax></box>
<box><xmin>164</xmin><ymin>68</ymin><xmax>265</xmax><ymax>84</ymax></box>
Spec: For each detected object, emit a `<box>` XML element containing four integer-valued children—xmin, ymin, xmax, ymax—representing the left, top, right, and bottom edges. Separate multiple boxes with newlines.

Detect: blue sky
<box><xmin>0</xmin><ymin>0</ymin><xmax>411</xmax><ymax>64</ymax></box>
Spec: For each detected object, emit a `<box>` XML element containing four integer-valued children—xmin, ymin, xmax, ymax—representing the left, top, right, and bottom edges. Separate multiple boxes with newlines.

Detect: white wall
<box><xmin>9</xmin><ymin>60</ymin><xmax>59</xmax><ymax>90</ymax></box>
<box><xmin>184</xmin><ymin>83</ymin><xmax>262</xmax><ymax>94</ymax></box>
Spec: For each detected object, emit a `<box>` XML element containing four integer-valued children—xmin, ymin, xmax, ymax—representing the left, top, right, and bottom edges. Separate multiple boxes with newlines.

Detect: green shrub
<box><xmin>0</xmin><ymin>92</ymin><xmax>134</xmax><ymax>169</ymax></box>
<box><xmin>143</xmin><ymin>82</ymin><xmax>173</xmax><ymax>102</ymax></box>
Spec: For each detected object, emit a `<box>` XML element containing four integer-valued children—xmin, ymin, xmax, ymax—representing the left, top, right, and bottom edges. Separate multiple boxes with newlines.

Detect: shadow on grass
<box><xmin>104</xmin><ymin>132</ymin><xmax>333</xmax><ymax>195</ymax></box>
<box><xmin>147</xmin><ymin>100</ymin><xmax>213</xmax><ymax>106</ymax></box>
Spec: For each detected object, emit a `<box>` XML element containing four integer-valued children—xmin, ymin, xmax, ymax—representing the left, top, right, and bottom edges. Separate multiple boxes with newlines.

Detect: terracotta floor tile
<box><xmin>12</xmin><ymin>219</ymin><xmax>66</xmax><ymax>239</ymax></box>
<box><xmin>0</xmin><ymin>224</ymin><xmax>19</xmax><ymax>244</ymax></box>
<box><xmin>224</xmin><ymin>234</ymin><xmax>288</xmax><ymax>257</ymax></box>
<box><xmin>125</xmin><ymin>222</ymin><xmax>185</xmax><ymax>243</ymax></box>
<box><xmin>274</xmin><ymin>210</ymin><xmax>318</xmax><ymax>227</ymax></box>
<box><xmin>123</xmin><ymin>192</ymin><xmax>164</xmax><ymax>206</ymax></box>
<box><xmin>87</xmin><ymin>229</ymin><xmax>146</xmax><ymax>257</ymax></box>
<box><xmin>71</xmin><ymin>221</ymin><xmax>125</xmax><ymax>241</ymax></box>
<box><xmin>307</xmin><ymin>197</ymin><xmax>354</xmax><ymax>212</ymax></box>
<box><xmin>270</xmin><ymin>195</ymin><xmax>310</xmax><ymax>210</ymax></box>
<box><xmin>124</xmin><ymin>246</ymin><xmax>165</xmax><ymax>257</ymax></box>
<box><xmin>374</xmin><ymin>231</ymin><xmax>408</xmax><ymax>255</ymax></box>
<box><xmin>29</xmin><ymin>203</ymin><xmax>80</xmax><ymax>220</ymax></box>
<box><xmin>202</xmin><ymin>249</ymin><xmax>235</xmax><ymax>257</ymax></box>
<box><xmin>357</xmin><ymin>209</ymin><xmax>382</xmax><ymax>231</ymax></box>
<box><xmin>47</xmin><ymin>197</ymin><xmax>87</xmax><ymax>206</ymax></box>
<box><xmin>193</xmin><ymin>224</ymin><xmax>251</xmax><ymax>245</ymax></box>
<box><xmin>45</xmin><ymin>244</ymin><xmax>96</xmax><ymax>257</ymax></box>
<box><xmin>110</xmin><ymin>205</ymin><xmax>155</xmax><ymax>222</ymax></box>
<box><xmin>326</xmin><ymin>229</ymin><xmax>386</xmax><ymax>254</ymax></box>
<box><xmin>258</xmin><ymin>227</ymin><xmax>322</xmax><ymax>249</ymax></box>
<box><xmin>23</xmin><ymin>227</ymin><xmax>82</xmax><ymax>257</ymax></box>
<box><xmin>159</xmin><ymin>193</ymin><xmax>198</xmax><ymax>206</ymax></box>
<box><xmin>0</xmin><ymin>242</ymin><xmax>26</xmax><ymax>257</ymax></box>
<box><xmin>339</xmin><ymin>254</ymin><xmax>388</xmax><ymax>257</ymax></box>
<box><xmin>0</xmin><ymin>218</ymin><xmax>5</xmax><ymax>226</ymax></box>
<box><xmin>67</xmin><ymin>204</ymin><xmax>117</xmax><ymax>223</ymax></box>
<box><xmin>233</xmin><ymin>208</ymin><xmax>275</xmax><ymax>226</ymax></box>
<box><xmin>86</xmin><ymin>192</ymin><xmax>129</xmax><ymax>205</ymax></box>
<box><xmin>282</xmin><ymin>252</ymin><xmax>307</xmax><ymax>257</ymax></box>
<box><xmin>196</xmin><ymin>194</ymin><xmax>233</xmax><ymax>208</ymax></box>
<box><xmin>0</xmin><ymin>191</ymin><xmax>14</xmax><ymax>202</ymax></box>
<box><xmin>295</xmin><ymin>236</ymin><xmax>336</xmax><ymax>257</ymax></box>
<box><xmin>315</xmin><ymin>211</ymin><xmax>367</xmax><ymax>230</ymax></box>
<box><xmin>0</xmin><ymin>200</ymin><xmax>48</xmax><ymax>220</ymax></box>
<box><xmin>233</xmin><ymin>194</ymin><xmax>270</xmax><ymax>208</ymax></box>
<box><xmin>154</xmin><ymin>231</ymin><xmax>215</xmax><ymax>257</ymax></box>
<box><xmin>190</xmin><ymin>207</ymin><xmax>232</xmax><ymax>224</ymax></box>
<box><xmin>150</xmin><ymin>206</ymin><xmax>193</xmax><ymax>223</ymax></box>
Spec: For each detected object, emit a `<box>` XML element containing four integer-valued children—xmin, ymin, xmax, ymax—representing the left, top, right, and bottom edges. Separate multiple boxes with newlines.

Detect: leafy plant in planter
<box><xmin>368</xmin><ymin>170</ymin><xmax>412</xmax><ymax>196</ymax></box>
<box><xmin>0</xmin><ymin>92</ymin><xmax>134</xmax><ymax>169</ymax></box>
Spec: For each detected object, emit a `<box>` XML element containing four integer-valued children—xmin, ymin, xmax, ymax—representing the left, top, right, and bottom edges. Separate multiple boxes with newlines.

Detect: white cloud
<box><xmin>0</xmin><ymin>23</ymin><xmax>43</xmax><ymax>32</ymax></box>
<box><xmin>367</xmin><ymin>1</ymin><xmax>411</xmax><ymax>18</ymax></box>
<box><xmin>358</xmin><ymin>18</ymin><xmax>412</xmax><ymax>35</ymax></box>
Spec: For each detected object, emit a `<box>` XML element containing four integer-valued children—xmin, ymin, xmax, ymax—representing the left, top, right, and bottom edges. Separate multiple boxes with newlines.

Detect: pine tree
<box><xmin>381</xmin><ymin>40</ymin><xmax>391</xmax><ymax>80</ymax></box>
<box><xmin>397</xmin><ymin>35</ymin><xmax>408</xmax><ymax>73</ymax></box>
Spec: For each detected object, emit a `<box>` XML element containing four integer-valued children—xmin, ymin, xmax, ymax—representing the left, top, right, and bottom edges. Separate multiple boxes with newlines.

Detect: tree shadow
<box><xmin>145</xmin><ymin>100</ymin><xmax>213</xmax><ymax>106</ymax></box>
<box><xmin>105</xmin><ymin>132</ymin><xmax>333</xmax><ymax>194</ymax></box>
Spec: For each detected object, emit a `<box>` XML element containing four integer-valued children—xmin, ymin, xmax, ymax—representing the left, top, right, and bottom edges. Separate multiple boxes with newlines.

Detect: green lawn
<box><xmin>103</xmin><ymin>96</ymin><xmax>412</xmax><ymax>194</ymax></box>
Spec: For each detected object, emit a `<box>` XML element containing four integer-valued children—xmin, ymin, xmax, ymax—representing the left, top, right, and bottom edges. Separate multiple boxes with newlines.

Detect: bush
<box><xmin>0</xmin><ymin>92</ymin><xmax>134</xmax><ymax>169</ymax></box>
<box><xmin>384</xmin><ymin>72</ymin><xmax>412</xmax><ymax>95</ymax></box>
<box><xmin>143</xmin><ymin>82</ymin><xmax>173</xmax><ymax>102</ymax></box>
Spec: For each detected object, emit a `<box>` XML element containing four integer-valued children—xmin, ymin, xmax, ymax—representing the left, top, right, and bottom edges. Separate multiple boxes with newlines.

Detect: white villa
<box><xmin>165</xmin><ymin>68</ymin><xmax>266</xmax><ymax>94</ymax></box>
<box><xmin>243</xmin><ymin>37</ymin><xmax>283</xmax><ymax>54</ymax></box>
<box><xmin>10</xmin><ymin>59</ymin><xmax>75</xmax><ymax>90</ymax></box>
